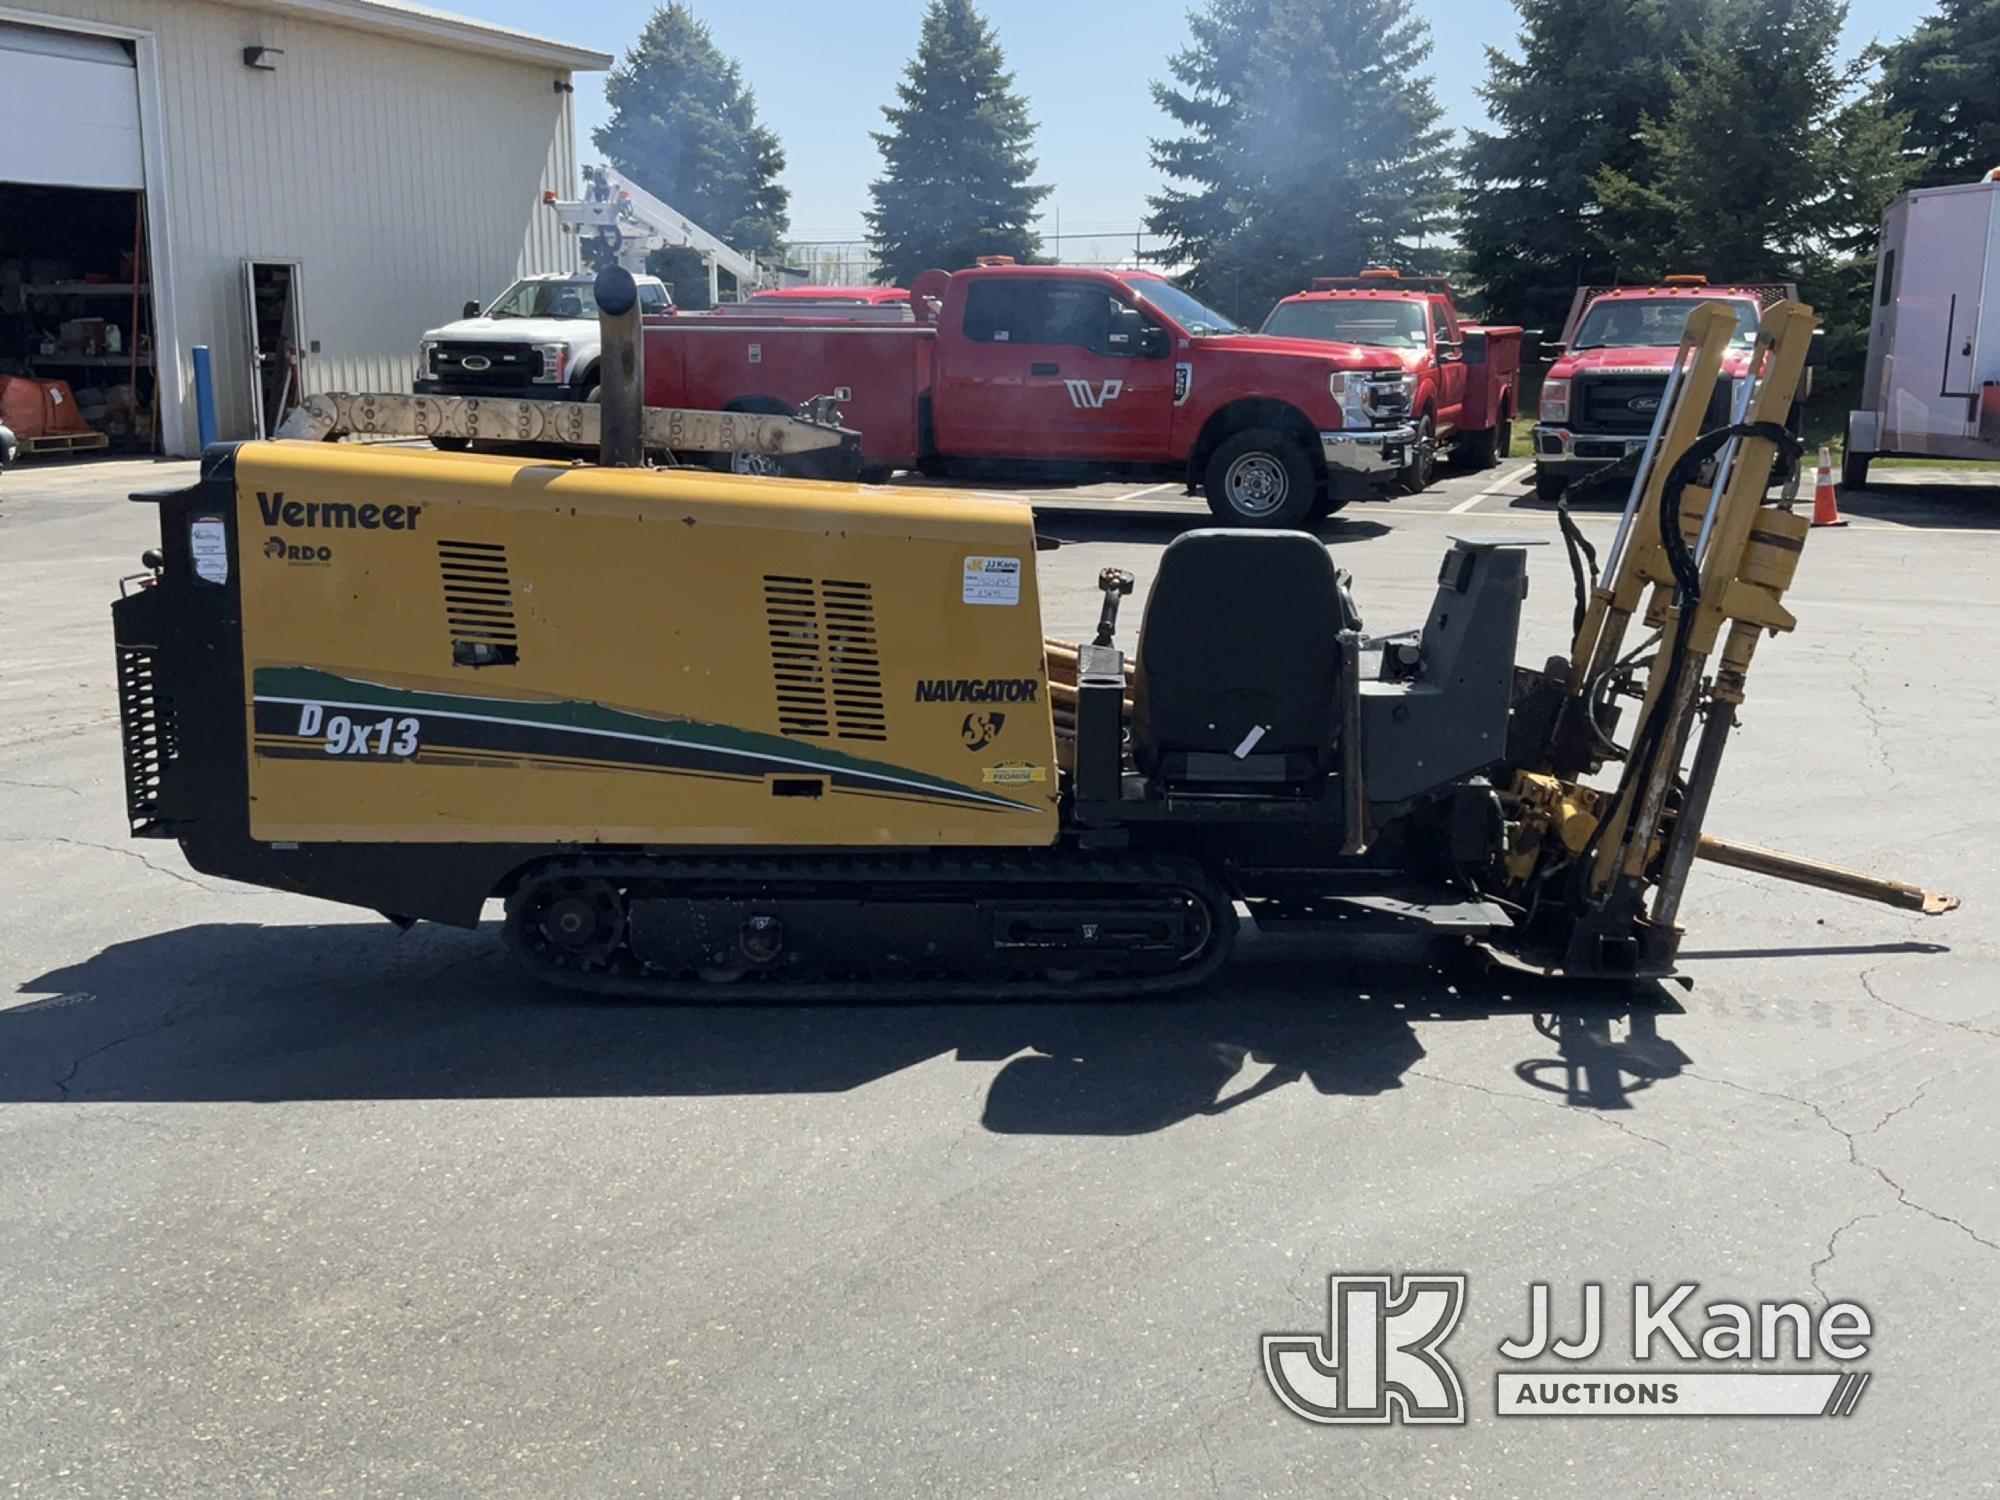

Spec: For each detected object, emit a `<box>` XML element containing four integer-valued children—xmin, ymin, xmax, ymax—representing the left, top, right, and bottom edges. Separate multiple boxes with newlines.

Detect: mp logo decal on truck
<box><xmin>1064</xmin><ymin>378</ymin><xmax>1124</xmax><ymax>410</ymax></box>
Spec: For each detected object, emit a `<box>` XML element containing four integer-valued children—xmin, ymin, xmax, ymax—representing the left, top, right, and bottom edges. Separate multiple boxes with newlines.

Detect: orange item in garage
<box><xmin>0</xmin><ymin>376</ymin><xmax>99</xmax><ymax>439</ymax></box>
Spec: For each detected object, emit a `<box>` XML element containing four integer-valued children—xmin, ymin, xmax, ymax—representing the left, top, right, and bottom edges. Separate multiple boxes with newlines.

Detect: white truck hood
<box><xmin>421</xmin><ymin>315</ymin><xmax>589</xmax><ymax>343</ymax></box>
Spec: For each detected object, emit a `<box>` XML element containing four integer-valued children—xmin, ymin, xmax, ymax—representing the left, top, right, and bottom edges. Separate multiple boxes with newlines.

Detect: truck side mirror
<box><xmin>1807</xmin><ymin>329</ymin><xmax>1828</xmax><ymax>367</ymax></box>
<box><xmin>1436</xmin><ymin>338</ymin><xmax>1464</xmax><ymax>362</ymax></box>
<box><xmin>462</xmin><ymin>300</ymin><xmax>482</xmax><ymax>319</ymax></box>
<box><xmin>1138</xmin><ymin>325</ymin><xmax>1170</xmax><ymax>359</ymax></box>
<box><xmin>1540</xmin><ymin>339</ymin><xmax>1567</xmax><ymax>362</ymax></box>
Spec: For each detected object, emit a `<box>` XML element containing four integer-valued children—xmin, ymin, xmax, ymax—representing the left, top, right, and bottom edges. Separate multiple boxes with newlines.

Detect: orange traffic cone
<box><xmin>1811</xmin><ymin>445</ymin><xmax>1846</xmax><ymax>528</ymax></box>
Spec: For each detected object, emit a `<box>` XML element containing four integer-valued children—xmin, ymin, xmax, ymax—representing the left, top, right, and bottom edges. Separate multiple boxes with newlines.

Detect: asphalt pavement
<box><xmin>1</xmin><ymin>451</ymin><xmax>1996</xmax><ymax>1497</ymax></box>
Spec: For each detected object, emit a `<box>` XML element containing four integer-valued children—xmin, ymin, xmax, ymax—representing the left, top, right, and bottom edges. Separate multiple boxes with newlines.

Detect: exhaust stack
<box><xmin>593</xmin><ymin>264</ymin><xmax>645</xmax><ymax>467</ymax></box>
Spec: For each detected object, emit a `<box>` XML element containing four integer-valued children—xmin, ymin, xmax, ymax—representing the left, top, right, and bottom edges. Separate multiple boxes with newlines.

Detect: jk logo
<box><xmin>1064</xmin><ymin>378</ymin><xmax>1123</xmax><ymax>409</ymax></box>
<box><xmin>1263</xmin><ymin>1273</ymin><xmax>1467</xmax><ymax>1425</ymax></box>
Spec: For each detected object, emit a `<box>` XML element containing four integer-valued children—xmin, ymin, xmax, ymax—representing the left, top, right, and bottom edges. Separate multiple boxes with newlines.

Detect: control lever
<box><xmin>1093</xmin><ymin>567</ymin><xmax>1135</xmax><ymax>647</ymax></box>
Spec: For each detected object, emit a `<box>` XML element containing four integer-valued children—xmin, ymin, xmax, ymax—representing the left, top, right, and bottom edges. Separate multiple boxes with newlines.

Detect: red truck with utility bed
<box><xmin>1259</xmin><ymin>270</ymin><xmax>1523</xmax><ymax>491</ymax></box>
<box><xmin>1533</xmin><ymin>275</ymin><xmax>1799</xmax><ymax>500</ymax></box>
<box><xmin>642</xmin><ymin>261</ymin><xmax>1509</xmax><ymax>524</ymax></box>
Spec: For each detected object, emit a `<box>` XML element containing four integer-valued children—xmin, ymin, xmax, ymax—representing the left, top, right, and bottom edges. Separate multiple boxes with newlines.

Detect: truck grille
<box><xmin>429</xmin><ymin>342</ymin><xmax>543</xmax><ymax>387</ymax></box>
<box><xmin>1361</xmin><ymin>374</ymin><xmax>1411</xmax><ymax>422</ymax></box>
<box><xmin>1574</xmin><ymin>372</ymin><xmax>1734</xmax><ymax>436</ymax></box>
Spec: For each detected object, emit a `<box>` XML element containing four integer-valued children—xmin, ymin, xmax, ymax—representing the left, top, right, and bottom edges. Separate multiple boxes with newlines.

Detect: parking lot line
<box><xmin>1110</xmin><ymin>481</ymin><xmax>1182</xmax><ymax>503</ymax></box>
<box><xmin>1447</xmin><ymin>462</ymin><xmax>1535</xmax><ymax>514</ymax></box>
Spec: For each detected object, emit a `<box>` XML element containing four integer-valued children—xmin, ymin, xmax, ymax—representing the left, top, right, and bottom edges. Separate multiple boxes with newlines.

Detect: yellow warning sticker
<box><xmin>982</xmin><ymin>761</ymin><xmax>1047</xmax><ymax>786</ymax></box>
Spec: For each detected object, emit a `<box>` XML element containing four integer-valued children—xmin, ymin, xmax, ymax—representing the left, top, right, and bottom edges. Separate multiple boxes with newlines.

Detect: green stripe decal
<box><xmin>253</xmin><ymin>666</ymin><xmax>1035</xmax><ymax>813</ymax></box>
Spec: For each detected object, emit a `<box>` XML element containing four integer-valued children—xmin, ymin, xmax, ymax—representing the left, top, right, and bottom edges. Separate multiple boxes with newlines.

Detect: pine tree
<box><xmin>593</xmin><ymin>4</ymin><xmax>789</xmax><ymax>304</ymax></box>
<box><xmin>866</xmin><ymin>0</ymin><xmax>1050</xmax><ymax>287</ymax></box>
<box><xmin>1880</xmin><ymin>0</ymin><xmax>2000</xmax><ymax>188</ymax></box>
<box><xmin>1147</xmin><ymin>0</ymin><xmax>1454</xmax><ymax>322</ymax></box>
<box><xmin>1591</xmin><ymin>0</ymin><xmax>1870</xmax><ymax>275</ymax></box>
<box><xmin>1459</xmin><ymin>0</ymin><xmax>1715</xmax><ymax>333</ymax></box>
<box><xmin>1589</xmin><ymin>0</ymin><xmax>1910</xmax><ymax>372</ymax></box>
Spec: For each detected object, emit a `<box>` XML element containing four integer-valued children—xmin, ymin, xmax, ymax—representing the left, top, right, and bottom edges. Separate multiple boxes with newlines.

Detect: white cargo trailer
<box><xmin>1844</xmin><ymin>174</ymin><xmax>2000</xmax><ymax>489</ymax></box>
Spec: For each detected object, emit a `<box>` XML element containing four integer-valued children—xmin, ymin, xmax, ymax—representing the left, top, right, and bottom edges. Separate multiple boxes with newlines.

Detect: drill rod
<box><xmin>1696</xmin><ymin>836</ymin><xmax>1960</xmax><ymax>915</ymax></box>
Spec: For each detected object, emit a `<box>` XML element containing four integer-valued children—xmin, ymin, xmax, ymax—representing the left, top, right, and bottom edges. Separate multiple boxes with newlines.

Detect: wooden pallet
<box><xmin>17</xmin><ymin>430</ymin><xmax>111</xmax><ymax>458</ymax></box>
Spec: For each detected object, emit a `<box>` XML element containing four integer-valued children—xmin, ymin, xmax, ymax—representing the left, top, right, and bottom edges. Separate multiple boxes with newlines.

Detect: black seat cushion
<box><xmin>1130</xmin><ymin>530</ymin><xmax>1357</xmax><ymax>780</ymax></box>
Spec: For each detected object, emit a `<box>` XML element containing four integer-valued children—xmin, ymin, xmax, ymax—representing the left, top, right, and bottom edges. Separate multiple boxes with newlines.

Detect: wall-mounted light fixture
<box><xmin>242</xmin><ymin>45</ymin><xmax>284</xmax><ymax>70</ymax></box>
<box><xmin>553</xmin><ymin>78</ymin><xmax>573</xmax><ymax>94</ymax></box>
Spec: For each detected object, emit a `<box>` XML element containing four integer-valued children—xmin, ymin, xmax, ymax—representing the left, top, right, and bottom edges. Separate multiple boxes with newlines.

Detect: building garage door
<box><xmin>0</xmin><ymin>21</ymin><xmax>142</xmax><ymax>191</ymax></box>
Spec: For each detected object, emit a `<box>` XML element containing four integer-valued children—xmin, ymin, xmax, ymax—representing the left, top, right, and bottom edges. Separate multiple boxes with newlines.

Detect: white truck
<box><xmin>1844</xmin><ymin>171</ymin><xmax>2000</xmax><ymax>489</ymax></box>
<box><xmin>415</xmin><ymin>271</ymin><xmax>674</xmax><ymax>437</ymax></box>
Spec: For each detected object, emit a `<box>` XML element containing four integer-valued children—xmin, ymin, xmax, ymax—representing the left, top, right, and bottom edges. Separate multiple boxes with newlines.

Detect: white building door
<box><xmin>0</xmin><ymin>21</ymin><xmax>142</xmax><ymax>190</ymax></box>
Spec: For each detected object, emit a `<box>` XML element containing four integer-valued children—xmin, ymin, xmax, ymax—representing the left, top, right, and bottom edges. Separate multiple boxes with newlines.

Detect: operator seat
<box><xmin>1130</xmin><ymin>530</ymin><xmax>1362</xmax><ymax>785</ymax></box>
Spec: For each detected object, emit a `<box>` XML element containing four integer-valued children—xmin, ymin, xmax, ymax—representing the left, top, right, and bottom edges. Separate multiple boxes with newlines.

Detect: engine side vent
<box><xmin>116</xmin><ymin>643</ymin><xmax>176</xmax><ymax>834</ymax></box>
<box><xmin>763</xmin><ymin>575</ymin><xmax>886</xmax><ymax>742</ymax></box>
<box><xmin>439</xmin><ymin>539</ymin><xmax>519</xmax><ymax>668</ymax></box>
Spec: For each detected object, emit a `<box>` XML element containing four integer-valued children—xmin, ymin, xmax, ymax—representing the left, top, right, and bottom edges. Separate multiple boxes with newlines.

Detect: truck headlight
<box><xmin>1540</xmin><ymin>377</ymin><xmax>1570</xmax><ymax>423</ymax></box>
<box><xmin>532</xmin><ymin>342</ymin><xmax>570</xmax><ymax>384</ymax></box>
<box><xmin>417</xmin><ymin>339</ymin><xmax>438</xmax><ymax>376</ymax></box>
<box><xmin>1329</xmin><ymin>371</ymin><xmax>1413</xmax><ymax>426</ymax></box>
<box><xmin>1328</xmin><ymin>371</ymin><xmax>1366</xmax><ymax>423</ymax></box>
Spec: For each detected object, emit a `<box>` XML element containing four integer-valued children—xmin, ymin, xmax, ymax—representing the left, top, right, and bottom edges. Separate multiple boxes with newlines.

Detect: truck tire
<box><xmin>1203</xmin><ymin>428</ymin><xmax>1320</xmax><ymax>527</ymax></box>
<box><xmin>1840</xmin><ymin>446</ymin><xmax>1870</xmax><ymax>492</ymax></box>
<box><xmin>1534</xmin><ymin>468</ymin><xmax>1567</xmax><ymax>501</ymax></box>
<box><xmin>1397</xmin><ymin>412</ymin><xmax>1437</xmax><ymax>494</ymax></box>
<box><xmin>1456</xmin><ymin>422</ymin><xmax>1499</xmax><ymax>470</ymax></box>
<box><xmin>708</xmin><ymin>398</ymin><xmax>793</xmax><ymax>477</ymax></box>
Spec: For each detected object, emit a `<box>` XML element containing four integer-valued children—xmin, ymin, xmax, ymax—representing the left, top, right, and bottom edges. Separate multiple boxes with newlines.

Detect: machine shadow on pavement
<box><xmin>7</xmin><ymin>922</ymin><xmax>1688</xmax><ymax>1134</ymax></box>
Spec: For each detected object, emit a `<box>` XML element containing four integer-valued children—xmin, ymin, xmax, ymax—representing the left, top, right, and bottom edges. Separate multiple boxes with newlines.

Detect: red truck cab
<box><xmin>643</xmin><ymin>261</ymin><xmax>1470</xmax><ymax>526</ymax></box>
<box><xmin>1260</xmin><ymin>270</ymin><xmax>1523</xmax><ymax>491</ymax></box>
<box><xmin>1534</xmin><ymin>276</ymin><xmax>1793</xmax><ymax>500</ymax></box>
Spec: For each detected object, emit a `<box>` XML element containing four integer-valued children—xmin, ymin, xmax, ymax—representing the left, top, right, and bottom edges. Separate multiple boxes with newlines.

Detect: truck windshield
<box><xmin>1124</xmin><ymin>278</ymin><xmax>1241</xmax><ymax>336</ymax></box>
<box><xmin>1261</xmin><ymin>299</ymin><xmax>1430</xmax><ymax>347</ymax></box>
<box><xmin>484</xmin><ymin>280</ymin><xmax>599</xmax><ymax>320</ymax></box>
<box><xmin>1572</xmin><ymin>297</ymin><xmax>1758</xmax><ymax>349</ymax></box>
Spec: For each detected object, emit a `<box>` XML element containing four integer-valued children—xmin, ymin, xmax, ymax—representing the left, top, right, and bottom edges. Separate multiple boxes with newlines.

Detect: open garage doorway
<box><xmin>0</xmin><ymin>20</ymin><xmax>156</xmax><ymax>456</ymax></box>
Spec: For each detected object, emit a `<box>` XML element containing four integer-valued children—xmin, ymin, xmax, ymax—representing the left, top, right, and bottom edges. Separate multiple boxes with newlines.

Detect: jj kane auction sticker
<box><xmin>1264</xmin><ymin>1276</ymin><xmax>1874</xmax><ymax>1425</ymax></box>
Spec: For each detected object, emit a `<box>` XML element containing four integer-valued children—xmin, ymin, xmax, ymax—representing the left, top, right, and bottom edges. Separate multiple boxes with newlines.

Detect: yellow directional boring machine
<box><xmin>111</xmin><ymin>289</ymin><xmax>1951</xmax><ymax>998</ymax></box>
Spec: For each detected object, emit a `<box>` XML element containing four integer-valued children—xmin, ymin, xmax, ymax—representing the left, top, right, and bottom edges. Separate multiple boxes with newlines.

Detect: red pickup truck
<box><xmin>643</xmin><ymin>262</ymin><xmax>1459</xmax><ymax>525</ymax></box>
<box><xmin>1259</xmin><ymin>272</ymin><xmax>1523</xmax><ymax>490</ymax></box>
<box><xmin>1533</xmin><ymin>276</ymin><xmax>1796</xmax><ymax>500</ymax></box>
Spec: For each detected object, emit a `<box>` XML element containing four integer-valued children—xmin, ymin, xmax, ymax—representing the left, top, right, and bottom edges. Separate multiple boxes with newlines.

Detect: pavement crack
<box><xmin>0</xmin><ymin>834</ymin><xmax>248</xmax><ymax>895</ymax></box>
<box><xmin>1197</xmin><ymin>1430</ymin><xmax>1222</xmax><ymax>1497</ymax></box>
<box><xmin>51</xmin><ymin>1004</ymin><xmax>201</xmax><ymax>1101</ymax></box>
<box><xmin>0</xmin><ymin>776</ymin><xmax>83</xmax><ymax>797</ymax></box>
<box><xmin>1406</xmin><ymin>1067</ymin><xmax>1669</xmax><ymax>1150</ymax></box>
<box><xmin>1846</xmin><ymin>652</ymin><xmax>1898</xmax><ymax>784</ymax></box>
<box><xmin>1868</xmin><ymin>1082</ymin><xmax>1929</xmax><ymax>1135</ymax></box>
<box><xmin>1688</xmin><ymin>1070</ymin><xmax>1999</xmax><ymax>1259</ymax></box>
<box><xmin>1809</xmin><ymin>1211</ymin><xmax>1884</xmax><ymax>1304</ymax></box>
<box><xmin>1857</xmin><ymin>961</ymin><xmax>1999</xmax><ymax>1040</ymax></box>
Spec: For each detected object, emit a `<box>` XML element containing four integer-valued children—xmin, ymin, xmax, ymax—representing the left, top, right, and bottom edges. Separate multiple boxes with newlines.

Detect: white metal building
<box><xmin>0</xmin><ymin>0</ymin><xmax>609</xmax><ymax>455</ymax></box>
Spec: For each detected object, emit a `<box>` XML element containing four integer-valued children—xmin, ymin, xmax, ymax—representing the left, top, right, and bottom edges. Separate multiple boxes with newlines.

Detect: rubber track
<box><xmin>503</xmin><ymin>850</ymin><xmax>1238</xmax><ymax>1002</ymax></box>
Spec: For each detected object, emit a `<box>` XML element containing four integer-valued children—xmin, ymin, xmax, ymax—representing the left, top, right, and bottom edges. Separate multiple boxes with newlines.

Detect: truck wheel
<box><xmin>1534</xmin><ymin>468</ymin><xmax>1567</xmax><ymax>501</ymax></box>
<box><xmin>1840</xmin><ymin>446</ymin><xmax>1870</xmax><ymax>492</ymax></box>
<box><xmin>1204</xmin><ymin>428</ymin><xmax>1319</xmax><ymax>527</ymax></box>
<box><xmin>1397</xmin><ymin>413</ymin><xmax>1437</xmax><ymax>493</ymax></box>
<box><xmin>1456</xmin><ymin>423</ymin><xmax>1500</xmax><ymax>470</ymax></box>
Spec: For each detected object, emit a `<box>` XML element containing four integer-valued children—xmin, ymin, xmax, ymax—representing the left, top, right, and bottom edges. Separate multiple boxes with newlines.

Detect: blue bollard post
<box><xmin>191</xmin><ymin>345</ymin><xmax>218</xmax><ymax>450</ymax></box>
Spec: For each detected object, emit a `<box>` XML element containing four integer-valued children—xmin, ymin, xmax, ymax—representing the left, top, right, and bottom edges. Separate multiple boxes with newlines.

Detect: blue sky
<box><xmin>454</xmin><ymin>0</ymin><xmax>1918</xmax><ymax>262</ymax></box>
